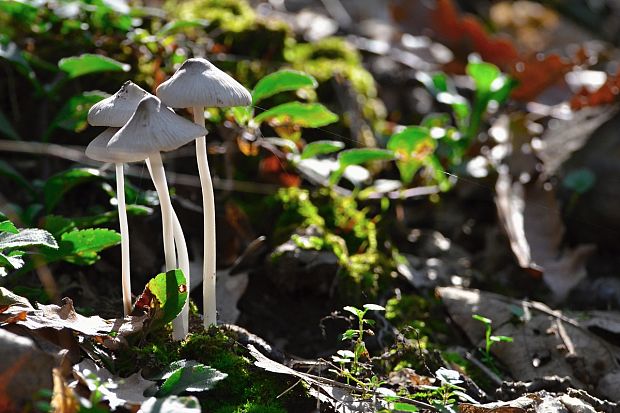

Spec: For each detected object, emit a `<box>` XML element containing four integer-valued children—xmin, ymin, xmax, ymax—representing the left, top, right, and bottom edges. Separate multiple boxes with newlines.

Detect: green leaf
<box><xmin>230</xmin><ymin>106</ymin><xmax>252</xmax><ymax>125</ymax></box>
<box><xmin>393</xmin><ymin>402</ymin><xmax>419</xmax><ymax>412</ymax></box>
<box><xmin>254</xmin><ymin>102</ymin><xmax>338</xmax><ymax>128</ymax></box>
<box><xmin>0</xmin><ymin>220</ymin><xmax>18</xmax><ymax>234</ymax></box>
<box><xmin>472</xmin><ymin>314</ymin><xmax>491</xmax><ymax>325</ymax></box>
<box><xmin>300</xmin><ymin>140</ymin><xmax>344</xmax><ymax>160</ymax></box>
<box><xmin>341</xmin><ymin>329</ymin><xmax>358</xmax><ymax>340</ymax></box>
<box><xmin>43</xmin><ymin>168</ymin><xmax>102</xmax><ymax>212</ymax></box>
<box><xmin>155</xmin><ymin>360</ymin><xmax>227</xmax><ymax>397</ymax></box>
<box><xmin>387</xmin><ymin>126</ymin><xmax>436</xmax><ymax>184</ymax></box>
<box><xmin>58</xmin><ymin>54</ymin><xmax>130</xmax><ymax>79</ymax></box>
<box><xmin>0</xmin><ymin>228</ymin><xmax>58</xmax><ymax>250</ymax></box>
<box><xmin>142</xmin><ymin>269</ymin><xmax>188</xmax><ymax>330</ymax></box>
<box><xmin>0</xmin><ymin>251</ymin><xmax>24</xmax><ymax>270</ymax></box>
<box><xmin>490</xmin><ymin>335</ymin><xmax>513</xmax><ymax>343</ymax></box>
<box><xmin>252</xmin><ymin>70</ymin><xmax>318</xmax><ymax>104</ymax></box>
<box><xmin>421</xmin><ymin>113</ymin><xmax>451</xmax><ymax>129</ymax></box>
<box><xmin>563</xmin><ymin>168</ymin><xmax>596</xmax><ymax>195</ymax></box>
<box><xmin>140</xmin><ymin>395</ymin><xmax>201</xmax><ymax>413</ymax></box>
<box><xmin>45</xmin><ymin>91</ymin><xmax>107</xmax><ymax>139</ymax></box>
<box><xmin>343</xmin><ymin>305</ymin><xmax>363</xmax><ymax>317</ymax></box>
<box><xmin>466</xmin><ymin>61</ymin><xmax>501</xmax><ymax>94</ymax></box>
<box><xmin>50</xmin><ymin>228</ymin><xmax>120</xmax><ymax>265</ymax></box>
<box><xmin>329</xmin><ymin>148</ymin><xmax>394</xmax><ymax>186</ymax></box>
<box><xmin>339</xmin><ymin>148</ymin><xmax>394</xmax><ymax>168</ymax></box>
<box><xmin>0</xmin><ymin>110</ymin><xmax>20</xmax><ymax>140</ymax></box>
<box><xmin>362</xmin><ymin>303</ymin><xmax>385</xmax><ymax>311</ymax></box>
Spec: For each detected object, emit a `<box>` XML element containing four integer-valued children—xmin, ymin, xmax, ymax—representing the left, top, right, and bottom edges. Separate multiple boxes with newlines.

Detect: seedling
<box><xmin>472</xmin><ymin>314</ymin><xmax>513</xmax><ymax>367</ymax></box>
<box><xmin>339</xmin><ymin>304</ymin><xmax>385</xmax><ymax>378</ymax></box>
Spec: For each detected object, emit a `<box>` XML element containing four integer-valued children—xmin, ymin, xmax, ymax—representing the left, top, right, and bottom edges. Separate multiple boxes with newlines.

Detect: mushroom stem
<box><xmin>193</xmin><ymin>106</ymin><xmax>217</xmax><ymax>328</ymax></box>
<box><xmin>146</xmin><ymin>158</ymin><xmax>190</xmax><ymax>340</ymax></box>
<box><xmin>148</xmin><ymin>152</ymin><xmax>176</xmax><ymax>273</ymax></box>
<box><xmin>115</xmin><ymin>162</ymin><xmax>131</xmax><ymax>316</ymax></box>
<box><xmin>171</xmin><ymin>208</ymin><xmax>190</xmax><ymax>338</ymax></box>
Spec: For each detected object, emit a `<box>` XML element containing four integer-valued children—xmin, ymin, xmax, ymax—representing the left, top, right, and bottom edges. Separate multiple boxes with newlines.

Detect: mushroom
<box><xmin>85</xmin><ymin>127</ymin><xmax>145</xmax><ymax>316</ymax></box>
<box><xmin>107</xmin><ymin>95</ymin><xmax>207</xmax><ymax>339</ymax></box>
<box><xmin>156</xmin><ymin>57</ymin><xmax>251</xmax><ymax>327</ymax></box>
<box><xmin>86</xmin><ymin>81</ymin><xmax>190</xmax><ymax>336</ymax></box>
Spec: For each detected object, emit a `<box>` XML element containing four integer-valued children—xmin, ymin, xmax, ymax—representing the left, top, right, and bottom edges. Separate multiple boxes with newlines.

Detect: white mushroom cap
<box><xmin>86</xmin><ymin>127</ymin><xmax>149</xmax><ymax>163</ymax></box>
<box><xmin>88</xmin><ymin>81</ymin><xmax>149</xmax><ymax>127</ymax></box>
<box><xmin>156</xmin><ymin>57</ymin><xmax>252</xmax><ymax>108</ymax></box>
<box><xmin>107</xmin><ymin>95</ymin><xmax>208</xmax><ymax>162</ymax></box>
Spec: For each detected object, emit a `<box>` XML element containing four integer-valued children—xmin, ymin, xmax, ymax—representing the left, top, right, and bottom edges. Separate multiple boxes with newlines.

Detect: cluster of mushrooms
<box><xmin>85</xmin><ymin>58</ymin><xmax>251</xmax><ymax>340</ymax></box>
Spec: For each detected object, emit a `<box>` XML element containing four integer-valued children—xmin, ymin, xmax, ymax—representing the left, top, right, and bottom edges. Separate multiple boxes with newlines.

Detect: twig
<box><xmin>0</xmin><ymin>139</ymin><xmax>280</xmax><ymax>195</ymax></box>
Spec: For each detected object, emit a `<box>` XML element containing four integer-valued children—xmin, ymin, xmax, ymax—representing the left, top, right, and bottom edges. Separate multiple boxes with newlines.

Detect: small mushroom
<box><xmin>156</xmin><ymin>57</ymin><xmax>251</xmax><ymax>328</ymax></box>
<box><xmin>85</xmin><ymin>127</ymin><xmax>147</xmax><ymax>316</ymax></box>
<box><xmin>107</xmin><ymin>95</ymin><xmax>207</xmax><ymax>339</ymax></box>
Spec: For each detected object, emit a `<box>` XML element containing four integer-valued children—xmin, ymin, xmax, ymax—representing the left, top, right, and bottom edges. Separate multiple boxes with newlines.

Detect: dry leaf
<box><xmin>495</xmin><ymin>172</ymin><xmax>595</xmax><ymax>300</ymax></box>
<box><xmin>51</xmin><ymin>367</ymin><xmax>79</xmax><ymax>413</ymax></box>
<box><xmin>437</xmin><ymin>287</ymin><xmax>620</xmax><ymax>395</ymax></box>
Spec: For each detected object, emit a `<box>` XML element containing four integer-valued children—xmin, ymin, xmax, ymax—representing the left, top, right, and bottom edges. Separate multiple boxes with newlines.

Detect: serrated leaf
<box><xmin>387</xmin><ymin>126</ymin><xmax>436</xmax><ymax>184</ymax></box>
<box><xmin>300</xmin><ymin>140</ymin><xmax>344</xmax><ymax>160</ymax></box>
<box><xmin>254</xmin><ymin>102</ymin><xmax>338</xmax><ymax>128</ymax></box>
<box><xmin>362</xmin><ymin>303</ymin><xmax>385</xmax><ymax>311</ymax></box>
<box><xmin>135</xmin><ymin>270</ymin><xmax>188</xmax><ymax>331</ymax></box>
<box><xmin>252</xmin><ymin>70</ymin><xmax>318</xmax><ymax>104</ymax></box>
<box><xmin>50</xmin><ymin>228</ymin><xmax>120</xmax><ymax>265</ymax></box>
<box><xmin>43</xmin><ymin>168</ymin><xmax>102</xmax><ymax>212</ymax></box>
<box><xmin>154</xmin><ymin>360</ymin><xmax>227</xmax><ymax>397</ymax></box>
<box><xmin>0</xmin><ymin>228</ymin><xmax>58</xmax><ymax>250</ymax></box>
<box><xmin>58</xmin><ymin>54</ymin><xmax>130</xmax><ymax>79</ymax></box>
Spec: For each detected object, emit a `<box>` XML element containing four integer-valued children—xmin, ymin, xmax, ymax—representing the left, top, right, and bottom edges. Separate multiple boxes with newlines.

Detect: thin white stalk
<box><xmin>171</xmin><ymin>208</ymin><xmax>190</xmax><ymax>338</ymax></box>
<box><xmin>146</xmin><ymin>157</ymin><xmax>190</xmax><ymax>340</ymax></box>
<box><xmin>147</xmin><ymin>153</ymin><xmax>176</xmax><ymax>273</ymax></box>
<box><xmin>193</xmin><ymin>106</ymin><xmax>217</xmax><ymax>328</ymax></box>
<box><xmin>115</xmin><ymin>163</ymin><xmax>131</xmax><ymax>316</ymax></box>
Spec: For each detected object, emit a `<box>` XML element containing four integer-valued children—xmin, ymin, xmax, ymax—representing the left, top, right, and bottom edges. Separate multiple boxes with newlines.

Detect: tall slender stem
<box><xmin>148</xmin><ymin>153</ymin><xmax>176</xmax><ymax>273</ymax></box>
<box><xmin>115</xmin><ymin>163</ymin><xmax>131</xmax><ymax>316</ymax></box>
<box><xmin>171</xmin><ymin>208</ymin><xmax>190</xmax><ymax>338</ymax></box>
<box><xmin>146</xmin><ymin>158</ymin><xmax>190</xmax><ymax>339</ymax></box>
<box><xmin>193</xmin><ymin>106</ymin><xmax>217</xmax><ymax>328</ymax></box>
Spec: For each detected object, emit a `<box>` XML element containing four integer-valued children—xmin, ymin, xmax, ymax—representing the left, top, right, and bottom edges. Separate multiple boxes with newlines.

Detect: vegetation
<box><xmin>1</xmin><ymin>0</ymin><xmax>618</xmax><ymax>411</ymax></box>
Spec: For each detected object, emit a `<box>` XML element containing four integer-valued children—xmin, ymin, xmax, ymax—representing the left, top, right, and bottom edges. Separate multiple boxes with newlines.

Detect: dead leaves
<box><xmin>495</xmin><ymin>173</ymin><xmax>595</xmax><ymax>300</ymax></box>
<box><xmin>437</xmin><ymin>287</ymin><xmax>620</xmax><ymax>401</ymax></box>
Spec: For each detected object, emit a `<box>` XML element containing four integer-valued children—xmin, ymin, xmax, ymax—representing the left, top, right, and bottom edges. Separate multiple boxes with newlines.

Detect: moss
<box><xmin>270</xmin><ymin>187</ymin><xmax>399</xmax><ymax>300</ymax></box>
<box><xmin>115</xmin><ymin>326</ymin><xmax>303</xmax><ymax>413</ymax></box>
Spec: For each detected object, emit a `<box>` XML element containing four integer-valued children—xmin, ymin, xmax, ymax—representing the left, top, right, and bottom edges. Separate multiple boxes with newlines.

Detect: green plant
<box><xmin>334</xmin><ymin>304</ymin><xmax>385</xmax><ymax>382</ymax></box>
<box><xmin>472</xmin><ymin>314</ymin><xmax>513</xmax><ymax>367</ymax></box>
<box><xmin>0</xmin><ymin>214</ymin><xmax>58</xmax><ymax>276</ymax></box>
